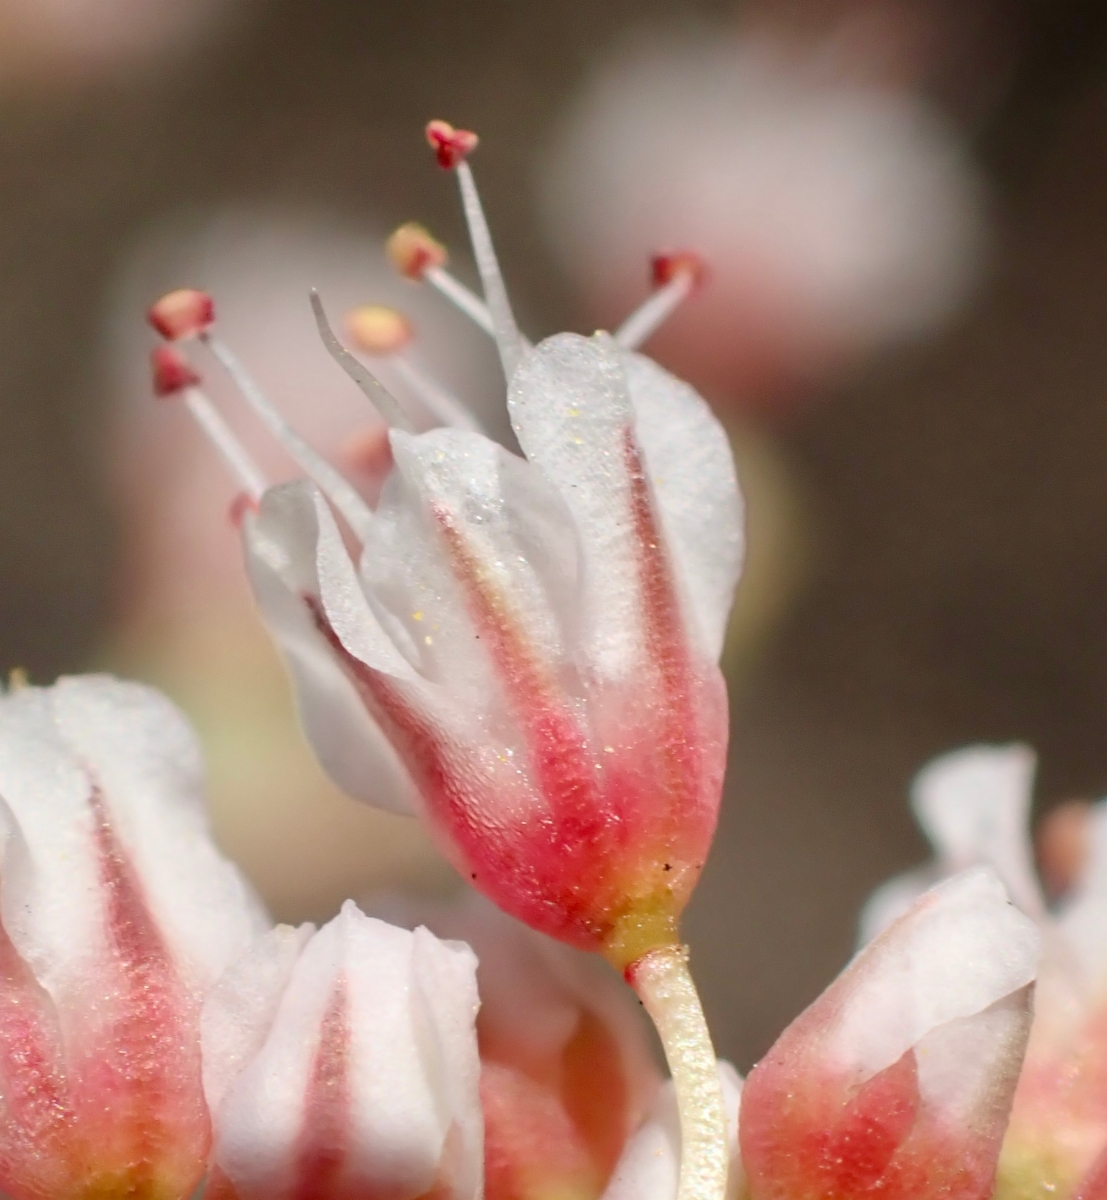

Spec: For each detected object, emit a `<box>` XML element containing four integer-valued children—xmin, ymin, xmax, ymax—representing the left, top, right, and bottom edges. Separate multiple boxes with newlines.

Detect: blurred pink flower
<box><xmin>541</xmin><ymin>23</ymin><xmax>986</xmax><ymax>410</ymax></box>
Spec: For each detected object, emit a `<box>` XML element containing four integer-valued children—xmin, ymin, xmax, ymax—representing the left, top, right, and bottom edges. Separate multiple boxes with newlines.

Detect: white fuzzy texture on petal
<box><xmin>211</xmin><ymin>903</ymin><xmax>482</xmax><ymax>1200</ymax></box>
<box><xmin>508</xmin><ymin>332</ymin><xmax>661</xmax><ymax>680</ymax></box>
<box><xmin>202</xmin><ymin>923</ymin><xmax>315</xmax><ymax>1120</ymax></box>
<box><xmin>911</xmin><ymin>744</ymin><xmax>1044</xmax><ymax>917</ymax></box>
<box><xmin>603</xmin><ymin>1061</ymin><xmax>743</xmax><ymax>1200</ymax></box>
<box><xmin>0</xmin><ymin>675</ymin><xmax>268</xmax><ymax>1007</ymax></box>
<box><xmin>831</xmin><ymin>867</ymin><xmax>1039</xmax><ymax>1081</ymax></box>
<box><xmin>243</xmin><ymin>483</ymin><xmax>419</xmax><ymax>814</ymax></box>
<box><xmin>622</xmin><ymin>350</ymin><xmax>743</xmax><ymax>660</ymax></box>
<box><xmin>856</xmin><ymin>864</ymin><xmax>942</xmax><ymax>948</ymax></box>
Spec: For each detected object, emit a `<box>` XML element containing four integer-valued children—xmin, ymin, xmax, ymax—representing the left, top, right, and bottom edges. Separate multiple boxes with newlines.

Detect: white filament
<box><xmin>202</xmin><ymin>333</ymin><xmax>373</xmax><ymax>538</ymax></box>
<box><xmin>181</xmin><ymin>386</ymin><xmax>268</xmax><ymax>501</ymax></box>
<box><xmin>455</xmin><ymin>161</ymin><xmax>526</xmax><ymax>380</ymax></box>
<box><xmin>425</xmin><ymin>266</ymin><xmax>496</xmax><ymax>336</ymax></box>
<box><xmin>309</xmin><ymin>291</ymin><xmax>415</xmax><ymax>433</ymax></box>
<box><xmin>391</xmin><ymin>355</ymin><xmax>482</xmax><ymax>432</ymax></box>
<box><xmin>615</xmin><ymin>272</ymin><xmax>696</xmax><ymax>349</ymax></box>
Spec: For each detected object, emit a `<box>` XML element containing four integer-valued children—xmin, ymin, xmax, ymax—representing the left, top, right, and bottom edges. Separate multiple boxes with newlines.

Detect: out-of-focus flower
<box><xmin>540</xmin><ymin>23</ymin><xmax>986</xmax><ymax>409</ymax></box>
<box><xmin>742</xmin><ymin>868</ymin><xmax>1039</xmax><ymax>1200</ymax></box>
<box><xmin>0</xmin><ymin>674</ymin><xmax>267</xmax><ymax>1200</ymax></box>
<box><xmin>377</xmin><ymin>890</ymin><xmax>661</xmax><ymax>1200</ymax></box>
<box><xmin>201</xmin><ymin>903</ymin><xmax>482</xmax><ymax>1200</ymax></box>
<box><xmin>859</xmin><ymin>746</ymin><xmax>1107</xmax><ymax>1200</ymax></box>
<box><xmin>0</xmin><ymin>0</ymin><xmax>252</xmax><ymax>82</ymax></box>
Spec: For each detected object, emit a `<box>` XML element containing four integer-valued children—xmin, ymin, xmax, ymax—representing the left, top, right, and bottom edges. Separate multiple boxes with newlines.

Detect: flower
<box><xmin>0</xmin><ymin>674</ymin><xmax>267</xmax><ymax>1200</ymax></box>
<box><xmin>200</xmin><ymin>903</ymin><xmax>483</xmax><ymax>1200</ymax></box>
<box><xmin>858</xmin><ymin>746</ymin><xmax>1107</xmax><ymax>1200</ymax></box>
<box><xmin>376</xmin><ymin>890</ymin><xmax>661</xmax><ymax>1200</ymax></box>
<box><xmin>741</xmin><ymin>868</ymin><xmax>1039</xmax><ymax>1200</ymax></box>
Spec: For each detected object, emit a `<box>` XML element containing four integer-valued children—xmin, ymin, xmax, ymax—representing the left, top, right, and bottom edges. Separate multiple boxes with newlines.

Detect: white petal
<box><xmin>243</xmin><ymin>482</ymin><xmax>419</xmax><ymax>815</ymax></box>
<box><xmin>602</xmin><ymin>1061</ymin><xmax>743</xmax><ymax>1200</ymax></box>
<box><xmin>201</xmin><ymin>923</ymin><xmax>314</xmax><ymax>1120</ymax></box>
<box><xmin>911</xmin><ymin>744</ymin><xmax>1044</xmax><ymax>917</ymax></box>
<box><xmin>508</xmin><ymin>332</ymin><xmax>682</xmax><ymax>680</ymax></box>
<box><xmin>830</xmin><ymin>866</ymin><xmax>1040</xmax><ymax>1080</ymax></box>
<box><xmin>0</xmin><ymin>676</ymin><xmax>268</xmax><ymax>1009</ymax></box>
<box><xmin>621</xmin><ymin>350</ymin><xmax>744</xmax><ymax>660</ymax></box>
<box><xmin>212</xmin><ymin>903</ymin><xmax>482</xmax><ymax>1200</ymax></box>
<box><xmin>856</xmin><ymin>864</ymin><xmax>943</xmax><ymax>947</ymax></box>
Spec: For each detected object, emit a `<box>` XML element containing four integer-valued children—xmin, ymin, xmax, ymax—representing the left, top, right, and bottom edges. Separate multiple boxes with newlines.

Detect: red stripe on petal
<box><xmin>622</xmin><ymin>428</ymin><xmax>700</xmax><ymax>820</ymax></box>
<box><xmin>292</xmin><ymin>977</ymin><xmax>350</xmax><ymax>1200</ymax></box>
<box><xmin>71</xmin><ymin>780</ymin><xmax>208</xmax><ymax>1195</ymax></box>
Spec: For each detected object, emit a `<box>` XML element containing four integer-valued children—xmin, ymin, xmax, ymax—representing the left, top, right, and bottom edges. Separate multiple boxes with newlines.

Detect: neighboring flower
<box><xmin>376</xmin><ymin>890</ymin><xmax>661</xmax><ymax>1200</ymax></box>
<box><xmin>859</xmin><ymin>746</ymin><xmax>1107</xmax><ymax>1200</ymax></box>
<box><xmin>0</xmin><ymin>674</ymin><xmax>267</xmax><ymax>1200</ymax></box>
<box><xmin>201</xmin><ymin>903</ymin><xmax>483</xmax><ymax>1200</ymax></box>
<box><xmin>540</xmin><ymin>22</ymin><xmax>985</xmax><ymax>408</ymax></box>
<box><xmin>742</xmin><ymin>868</ymin><xmax>1039</xmax><ymax>1200</ymax></box>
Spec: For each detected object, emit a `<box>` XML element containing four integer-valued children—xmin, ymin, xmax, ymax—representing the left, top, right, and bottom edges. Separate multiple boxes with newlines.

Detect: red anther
<box><xmin>386</xmin><ymin>223</ymin><xmax>448</xmax><ymax>281</ymax></box>
<box><xmin>650</xmin><ymin>251</ymin><xmax>708</xmax><ymax>289</ymax></box>
<box><xmin>340</xmin><ymin>425</ymin><xmax>393</xmax><ymax>482</ymax></box>
<box><xmin>151</xmin><ymin>345</ymin><xmax>200</xmax><ymax>397</ymax></box>
<box><xmin>228</xmin><ymin>492</ymin><xmax>259</xmax><ymax>529</ymax></box>
<box><xmin>147</xmin><ymin>288</ymin><xmax>215</xmax><ymax>341</ymax></box>
<box><xmin>425</xmin><ymin>120</ymin><xmax>479</xmax><ymax>169</ymax></box>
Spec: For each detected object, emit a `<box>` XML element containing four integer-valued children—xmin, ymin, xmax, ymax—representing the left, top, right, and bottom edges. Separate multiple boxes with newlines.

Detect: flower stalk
<box><xmin>628</xmin><ymin>945</ymin><xmax>729</xmax><ymax>1200</ymax></box>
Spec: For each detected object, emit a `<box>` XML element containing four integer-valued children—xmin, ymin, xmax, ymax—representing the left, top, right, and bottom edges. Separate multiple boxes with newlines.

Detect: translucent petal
<box><xmin>621</xmin><ymin>350</ymin><xmax>744</xmax><ymax>660</ymax></box>
<box><xmin>1056</xmin><ymin>799</ymin><xmax>1107</xmax><ymax>988</ymax></box>
<box><xmin>243</xmin><ymin>482</ymin><xmax>419</xmax><ymax>815</ymax></box>
<box><xmin>911</xmin><ymin>744</ymin><xmax>1044</xmax><ymax>917</ymax></box>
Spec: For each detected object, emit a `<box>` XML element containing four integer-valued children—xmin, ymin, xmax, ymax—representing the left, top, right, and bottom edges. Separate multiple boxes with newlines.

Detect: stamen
<box><xmin>615</xmin><ymin>252</ymin><xmax>707</xmax><ymax>350</ymax></box>
<box><xmin>151</xmin><ymin>346</ymin><xmax>267</xmax><ymax>501</ymax></box>
<box><xmin>385</xmin><ymin>221</ymin><xmax>496</xmax><ymax>337</ymax></box>
<box><xmin>147</xmin><ymin>288</ymin><xmax>214</xmax><ymax>341</ymax></box>
<box><xmin>199</xmin><ymin>328</ymin><xmax>374</xmax><ymax>538</ymax></box>
<box><xmin>346</xmin><ymin>305</ymin><xmax>481</xmax><ymax>433</ymax></box>
<box><xmin>425</xmin><ymin>265</ymin><xmax>496</xmax><ymax>337</ymax></box>
<box><xmin>309</xmin><ymin>291</ymin><xmax>415</xmax><ymax>433</ymax></box>
<box><xmin>426</xmin><ymin>120</ymin><xmax>525</xmax><ymax>380</ymax></box>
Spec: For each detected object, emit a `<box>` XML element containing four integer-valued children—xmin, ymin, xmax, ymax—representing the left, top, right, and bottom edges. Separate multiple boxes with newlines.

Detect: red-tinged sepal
<box><xmin>426</xmin><ymin>120</ymin><xmax>479</xmax><ymax>169</ymax></box>
<box><xmin>741</xmin><ymin>868</ymin><xmax>1039</xmax><ymax>1200</ymax></box>
<box><xmin>202</xmin><ymin>903</ymin><xmax>483</xmax><ymax>1200</ymax></box>
<box><xmin>0</xmin><ymin>676</ymin><xmax>267</xmax><ymax>1200</ymax></box>
<box><xmin>148</xmin><ymin>288</ymin><xmax>215</xmax><ymax>341</ymax></box>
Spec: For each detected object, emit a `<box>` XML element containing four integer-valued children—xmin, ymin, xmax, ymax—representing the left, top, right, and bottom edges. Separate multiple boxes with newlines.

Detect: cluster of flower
<box><xmin>0</xmin><ymin>122</ymin><xmax>1100</xmax><ymax>1200</ymax></box>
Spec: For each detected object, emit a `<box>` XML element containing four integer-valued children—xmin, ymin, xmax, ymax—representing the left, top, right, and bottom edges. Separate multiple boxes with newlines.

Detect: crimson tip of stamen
<box><xmin>346</xmin><ymin>305</ymin><xmax>413</xmax><ymax>356</ymax></box>
<box><xmin>340</xmin><ymin>425</ymin><xmax>394</xmax><ymax>481</ymax></box>
<box><xmin>425</xmin><ymin>119</ymin><xmax>479</xmax><ymax>169</ymax></box>
<box><xmin>228</xmin><ymin>492</ymin><xmax>259</xmax><ymax>529</ymax></box>
<box><xmin>650</xmin><ymin>251</ymin><xmax>708</xmax><ymax>289</ymax></box>
<box><xmin>147</xmin><ymin>288</ymin><xmax>214</xmax><ymax>341</ymax></box>
<box><xmin>151</xmin><ymin>345</ymin><xmax>201</xmax><ymax>397</ymax></box>
<box><xmin>387</xmin><ymin>222</ymin><xmax>449</xmax><ymax>281</ymax></box>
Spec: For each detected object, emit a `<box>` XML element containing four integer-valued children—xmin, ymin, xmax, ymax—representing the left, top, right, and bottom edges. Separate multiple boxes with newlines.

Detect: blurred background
<box><xmin>1</xmin><ymin>0</ymin><xmax>1106</xmax><ymax>1070</ymax></box>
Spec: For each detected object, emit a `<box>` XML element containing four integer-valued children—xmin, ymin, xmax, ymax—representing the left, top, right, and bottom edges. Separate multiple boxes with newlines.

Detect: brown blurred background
<box><xmin>1</xmin><ymin>0</ymin><xmax>1107</xmax><ymax>1069</ymax></box>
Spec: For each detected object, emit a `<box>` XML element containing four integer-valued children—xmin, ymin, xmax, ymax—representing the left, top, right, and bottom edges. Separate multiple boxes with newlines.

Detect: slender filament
<box><xmin>202</xmin><ymin>332</ymin><xmax>374</xmax><ymax>538</ymax></box>
<box><xmin>630</xmin><ymin>945</ymin><xmax>729</xmax><ymax>1200</ymax></box>
<box><xmin>614</xmin><ymin>273</ymin><xmax>695</xmax><ymax>350</ymax></box>
<box><xmin>455</xmin><ymin>161</ymin><xmax>526</xmax><ymax>379</ymax></box>
<box><xmin>391</xmin><ymin>355</ymin><xmax>481</xmax><ymax>432</ymax></box>
<box><xmin>182</xmin><ymin>387</ymin><xmax>267</xmax><ymax>500</ymax></box>
<box><xmin>309</xmin><ymin>290</ymin><xmax>415</xmax><ymax>432</ymax></box>
<box><xmin>425</xmin><ymin>266</ymin><xmax>496</xmax><ymax>336</ymax></box>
